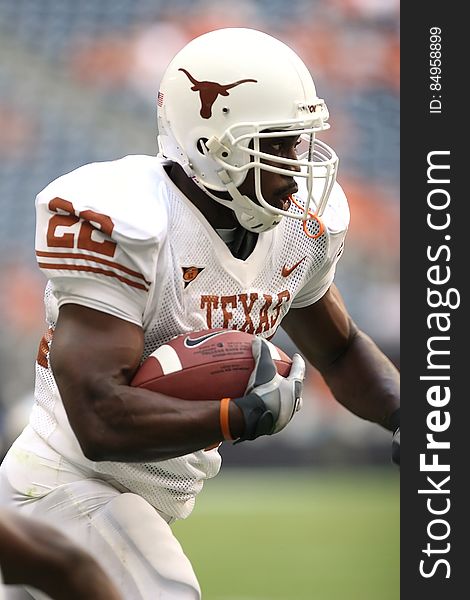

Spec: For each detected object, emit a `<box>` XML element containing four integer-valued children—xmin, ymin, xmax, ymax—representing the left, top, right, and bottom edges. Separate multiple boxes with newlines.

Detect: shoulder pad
<box><xmin>36</xmin><ymin>155</ymin><xmax>168</xmax><ymax>243</ymax></box>
<box><xmin>321</xmin><ymin>181</ymin><xmax>350</xmax><ymax>235</ymax></box>
<box><xmin>34</xmin><ymin>156</ymin><xmax>169</xmax><ymax>307</ymax></box>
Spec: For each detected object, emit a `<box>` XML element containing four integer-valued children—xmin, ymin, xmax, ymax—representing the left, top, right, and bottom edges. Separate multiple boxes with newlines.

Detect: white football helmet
<box><xmin>157</xmin><ymin>28</ymin><xmax>338</xmax><ymax>232</ymax></box>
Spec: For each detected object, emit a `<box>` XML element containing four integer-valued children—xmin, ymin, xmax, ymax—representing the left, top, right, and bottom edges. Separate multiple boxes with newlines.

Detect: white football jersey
<box><xmin>31</xmin><ymin>155</ymin><xmax>349</xmax><ymax>519</ymax></box>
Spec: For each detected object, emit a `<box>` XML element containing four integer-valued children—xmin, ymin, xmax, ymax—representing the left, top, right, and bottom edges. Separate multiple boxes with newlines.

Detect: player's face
<box><xmin>238</xmin><ymin>135</ymin><xmax>301</xmax><ymax>211</ymax></box>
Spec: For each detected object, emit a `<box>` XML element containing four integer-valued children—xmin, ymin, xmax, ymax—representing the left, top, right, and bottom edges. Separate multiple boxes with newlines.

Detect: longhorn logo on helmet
<box><xmin>179</xmin><ymin>68</ymin><xmax>257</xmax><ymax>119</ymax></box>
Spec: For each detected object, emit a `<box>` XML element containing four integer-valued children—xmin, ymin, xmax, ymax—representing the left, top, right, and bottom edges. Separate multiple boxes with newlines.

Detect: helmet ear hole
<box><xmin>196</xmin><ymin>138</ymin><xmax>209</xmax><ymax>155</ymax></box>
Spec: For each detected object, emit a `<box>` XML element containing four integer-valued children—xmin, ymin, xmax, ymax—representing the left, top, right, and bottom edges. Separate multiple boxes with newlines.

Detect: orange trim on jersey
<box><xmin>36</xmin><ymin>250</ymin><xmax>150</xmax><ymax>284</ymax></box>
<box><xmin>37</xmin><ymin>262</ymin><xmax>149</xmax><ymax>291</ymax></box>
<box><xmin>289</xmin><ymin>195</ymin><xmax>325</xmax><ymax>239</ymax></box>
<box><xmin>220</xmin><ymin>397</ymin><xmax>234</xmax><ymax>441</ymax></box>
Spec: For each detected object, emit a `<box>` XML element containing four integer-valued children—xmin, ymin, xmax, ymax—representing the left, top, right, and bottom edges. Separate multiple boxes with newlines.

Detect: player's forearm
<box><xmin>49</xmin><ymin>305</ymin><xmax>243</xmax><ymax>460</ymax></box>
<box><xmin>65</xmin><ymin>383</ymin><xmax>244</xmax><ymax>461</ymax></box>
<box><xmin>319</xmin><ymin>329</ymin><xmax>400</xmax><ymax>430</ymax></box>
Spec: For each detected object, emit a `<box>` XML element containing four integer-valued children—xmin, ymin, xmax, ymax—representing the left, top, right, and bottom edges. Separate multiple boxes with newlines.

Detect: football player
<box><xmin>0</xmin><ymin>28</ymin><xmax>399</xmax><ymax>599</ymax></box>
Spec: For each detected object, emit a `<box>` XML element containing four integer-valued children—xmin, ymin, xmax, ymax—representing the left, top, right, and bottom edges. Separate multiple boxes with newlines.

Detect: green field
<box><xmin>172</xmin><ymin>468</ymin><xmax>399</xmax><ymax>600</ymax></box>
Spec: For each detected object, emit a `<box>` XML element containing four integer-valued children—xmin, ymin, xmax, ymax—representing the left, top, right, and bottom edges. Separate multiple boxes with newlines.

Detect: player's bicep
<box><xmin>50</xmin><ymin>304</ymin><xmax>144</xmax><ymax>440</ymax></box>
<box><xmin>51</xmin><ymin>304</ymin><xmax>144</xmax><ymax>387</ymax></box>
<box><xmin>282</xmin><ymin>284</ymin><xmax>353</xmax><ymax>371</ymax></box>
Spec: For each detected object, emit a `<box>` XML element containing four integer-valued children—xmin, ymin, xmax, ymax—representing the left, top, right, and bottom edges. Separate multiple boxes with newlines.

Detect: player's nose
<box><xmin>283</xmin><ymin>147</ymin><xmax>301</xmax><ymax>172</ymax></box>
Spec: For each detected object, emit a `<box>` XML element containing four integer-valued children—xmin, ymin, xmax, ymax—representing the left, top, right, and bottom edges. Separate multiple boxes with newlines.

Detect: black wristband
<box><xmin>386</xmin><ymin>408</ymin><xmax>400</xmax><ymax>432</ymax></box>
<box><xmin>232</xmin><ymin>393</ymin><xmax>274</xmax><ymax>442</ymax></box>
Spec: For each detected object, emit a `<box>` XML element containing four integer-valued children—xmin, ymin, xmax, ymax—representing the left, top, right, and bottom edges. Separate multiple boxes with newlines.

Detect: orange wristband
<box><xmin>220</xmin><ymin>397</ymin><xmax>234</xmax><ymax>441</ymax></box>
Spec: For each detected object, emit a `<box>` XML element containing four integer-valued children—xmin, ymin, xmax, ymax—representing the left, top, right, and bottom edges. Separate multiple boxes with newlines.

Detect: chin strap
<box><xmin>194</xmin><ymin>169</ymin><xmax>282</xmax><ymax>233</ymax></box>
<box><xmin>220</xmin><ymin>169</ymin><xmax>282</xmax><ymax>232</ymax></box>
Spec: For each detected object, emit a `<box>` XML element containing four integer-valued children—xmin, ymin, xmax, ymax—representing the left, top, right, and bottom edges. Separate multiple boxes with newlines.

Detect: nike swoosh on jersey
<box><xmin>183</xmin><ymin>330</ymin><xmax>232</xmax><ymax>348</ymax></box>
<box><xmin>281</xmin><ymin>256</ymin><xmax>307</xmax><ymax>277</ymax></box>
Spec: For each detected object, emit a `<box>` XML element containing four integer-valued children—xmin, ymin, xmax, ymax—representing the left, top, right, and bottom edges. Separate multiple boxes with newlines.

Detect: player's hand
<box><xmin>392</xmin><ymin>427</ymin><xmax>400</xmax><ymax>466</ymax></box>
<box><xmin>232</xmin><ymin>337</ymin><xmax>305</xmax><ymax>442</ymax></box>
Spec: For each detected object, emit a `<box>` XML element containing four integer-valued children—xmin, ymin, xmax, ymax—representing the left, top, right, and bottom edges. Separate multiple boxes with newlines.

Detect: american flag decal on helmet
<box><xmin>157</xmin><ymin>91</ymin><xmax>164</xmax><ymax>107</ymax></box>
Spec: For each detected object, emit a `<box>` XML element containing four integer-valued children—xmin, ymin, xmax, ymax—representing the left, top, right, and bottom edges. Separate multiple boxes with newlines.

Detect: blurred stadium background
<box><xmin>0</xmin><ymin>1</ymin><xmax>399</xmax><ymax>598</ymax></box>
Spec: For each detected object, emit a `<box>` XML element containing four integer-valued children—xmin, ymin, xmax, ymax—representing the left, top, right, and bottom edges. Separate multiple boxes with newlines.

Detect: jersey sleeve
<box><xmin>35</xmin><ymin>157</ymin><xmax>167</xmax><ymax>326</ymax></box>
<box><xmin>290</xmin><ymin>181</ymin><xmax>350</xmax><ymax>309</ymax></box>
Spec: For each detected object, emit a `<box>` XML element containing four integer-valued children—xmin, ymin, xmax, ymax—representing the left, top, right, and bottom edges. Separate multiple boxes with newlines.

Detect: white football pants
<box><xmin>0</xmin><ymin>427</ymin><xmax>201</xmax><ymax>600</ymax></box>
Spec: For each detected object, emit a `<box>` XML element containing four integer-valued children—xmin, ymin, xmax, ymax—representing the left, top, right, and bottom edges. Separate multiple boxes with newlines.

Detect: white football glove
<box><xmin>232</xmin><ymin>337</ymin><xmax>305</xmax><ymax>442</ymax></box>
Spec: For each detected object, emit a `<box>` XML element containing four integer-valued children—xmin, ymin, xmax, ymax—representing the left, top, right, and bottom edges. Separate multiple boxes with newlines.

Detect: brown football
<box><xmin>130</xmin><ymin>328</ymin><xmax>292</xmax><ymax>400</ymax></box>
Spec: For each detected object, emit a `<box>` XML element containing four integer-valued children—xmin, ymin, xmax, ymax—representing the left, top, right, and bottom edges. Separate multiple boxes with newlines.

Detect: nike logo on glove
<box><xmin>281</xmin><ymin>256</ymin><xmax>307</xmax><ymax>277</ymax></box>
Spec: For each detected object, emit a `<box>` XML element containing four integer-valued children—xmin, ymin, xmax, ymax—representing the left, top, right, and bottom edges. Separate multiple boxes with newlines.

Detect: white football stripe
<box><xmin>264</xmin><ymin>339</ymin><xmax>281</xmax><ymax>360</ymax></box>
<box><xmin>149</xmin><ymin>345</ymin><xmax>183</xmax><ymax>375</ymax></box>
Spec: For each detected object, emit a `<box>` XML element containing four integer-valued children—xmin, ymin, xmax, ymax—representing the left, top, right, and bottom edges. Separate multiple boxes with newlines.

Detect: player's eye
<box><xmin>263</xmin><ymin>136</ymin><xmax>300</xmax><ymax>156</ymax></box>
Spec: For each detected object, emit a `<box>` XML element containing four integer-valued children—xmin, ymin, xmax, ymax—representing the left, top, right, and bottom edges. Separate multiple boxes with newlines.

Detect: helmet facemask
<box><xmin>198</xmin><ymin>116</ymin><xmax>339</xmax><ymax>232</ymax></box>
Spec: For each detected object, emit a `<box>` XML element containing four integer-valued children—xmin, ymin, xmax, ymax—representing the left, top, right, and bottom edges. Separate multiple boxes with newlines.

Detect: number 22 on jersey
<box><xmin>46</xmin><ymin>197</ymin><xmax>117</xmax><ymax>257</ymax></box>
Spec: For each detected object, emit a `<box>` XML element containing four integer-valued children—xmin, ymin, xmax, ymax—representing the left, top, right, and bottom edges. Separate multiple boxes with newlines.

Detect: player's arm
<box><xmin>0</xmin><ymin>509</ymin><xmax>121</xmax><ymax>600</ymax></box>
<box><xmin>282</xmin><ymin>284</ymin><xmax>400</xmax><ymax>432</ymax></box>
<box><xmin>51</xmin><ymin>304</ymin><xmax>304</xmax><ymax>460</ymax></box>
<box><xmin>50</xmin><ymin>304</ymin><xmax>247</xmax><ymax>461</ymax></box>
<box><xmin>35</xmin><ymin>179</ymin><xmax>244</xmax><ymax>460</ymax></box>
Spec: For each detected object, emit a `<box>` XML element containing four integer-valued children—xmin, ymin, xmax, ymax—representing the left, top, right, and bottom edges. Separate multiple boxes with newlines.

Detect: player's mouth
<box><xmin>275</xmin><ymin>184</ymin><xmax>298</xmax><ymax>211</ymax></box>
